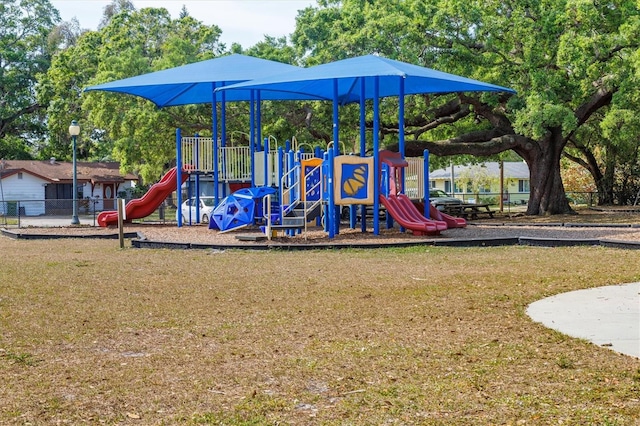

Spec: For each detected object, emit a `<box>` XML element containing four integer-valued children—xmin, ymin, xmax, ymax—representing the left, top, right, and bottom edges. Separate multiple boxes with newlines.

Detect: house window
<box><xmin>429</xmin><ymin>180</ymin><xmax>436</xmax><ymax>189</ymax></box>
<box><xmin>518</xmin><ymin>180</ymin><xmax>530</xmax><ymax>192</ymax></box>
<box><xmin>444</xmin><ymin>181</ymin><xmax>451</xmax><ymax>193</ymax></box>
<box><xmin>479</xmin><ymin>184</ymin><xmax>491</xmax><ymax>193</ymax></box>
<box><xmin>18</xmin><ymin>172</ymin><xmax>23</xmax><ymax>180</ymax></box>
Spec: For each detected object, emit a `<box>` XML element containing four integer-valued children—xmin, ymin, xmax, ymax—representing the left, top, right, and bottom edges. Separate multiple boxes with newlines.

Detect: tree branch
<box><xmin>387</xmin><ymin>132</ymin><xmax>527</xmax><ymax>157</ymax></box>
<box><xmin>0</xmin><ymin>103</ymin><xmax>42</xmax><ymax>138</ymax></box>
<box><xmin>381</xmin><ymin>103</ymin><xmax>472</xmax><ymax>138</ymax></box>
<box><xmin>574</xmin><ymin>86</ymin><xmax>614</xmax><ymax>127</ymax></box>
<box><xmin>562</xmin><ymin>150</ymin><xmax>589</xmax><ymax>169</ymax></box>
<box><xmin>458</xmin><ymin>94</ymin><xmax>514</xmax><ymax>131</ymax></box>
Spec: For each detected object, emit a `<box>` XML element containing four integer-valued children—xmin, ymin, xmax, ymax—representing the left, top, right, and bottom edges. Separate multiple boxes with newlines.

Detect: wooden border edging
<box><xmin>1</xmin><ymin>228</ymin><xmax>138</xmax><ymax>240</ymax></box>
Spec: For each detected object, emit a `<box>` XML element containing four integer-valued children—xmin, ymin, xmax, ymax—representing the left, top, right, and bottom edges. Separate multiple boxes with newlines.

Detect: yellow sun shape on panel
<box><xmin>342</xmin><ymin>165</ymin><xmax>367</xmax><ymax>196</ymax></box>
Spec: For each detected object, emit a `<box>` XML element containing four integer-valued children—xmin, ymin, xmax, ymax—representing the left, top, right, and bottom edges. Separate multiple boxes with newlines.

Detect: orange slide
<box><xmin>380</xmin><ymin>194</ymin><xmax>448</xmax><ymax>236</ymax></box>
<box><xmin>97</xmin><ymin>167</ymin><xmax>188</xmax><ymax>227</ymax></box>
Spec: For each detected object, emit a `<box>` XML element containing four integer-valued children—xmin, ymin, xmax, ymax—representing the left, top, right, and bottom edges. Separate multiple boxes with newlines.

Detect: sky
<box><xmin>49</xmin><ymin>0</ymin><xmax>314</xmax><ymax>48</ymax></box>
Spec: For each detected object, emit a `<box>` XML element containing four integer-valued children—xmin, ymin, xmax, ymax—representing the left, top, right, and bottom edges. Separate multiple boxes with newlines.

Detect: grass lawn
<box><xmin>1</xmin><ymin>238</ymin><xmax>639</xmax><ymax>425</ymax></box>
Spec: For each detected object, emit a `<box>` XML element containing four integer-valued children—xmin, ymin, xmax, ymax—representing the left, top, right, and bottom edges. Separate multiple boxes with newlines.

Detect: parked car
<box><xmin>177</xmin><ymin>196</ymin><xmax>216</xmax><ymax>223</ymax></box>
<box><xmin>429</xmin><ymin>189</ymin><xmax>462</xmax><ymax>211</ymax></box>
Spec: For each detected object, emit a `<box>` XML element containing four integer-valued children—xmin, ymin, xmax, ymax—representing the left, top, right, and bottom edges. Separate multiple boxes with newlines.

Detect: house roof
<box><xmin>429</xmin><ymin>161</ymin><xmax>530</xmax><ymax>180</ymax></box>
<box><xmin>0</xmin><ymin>160</ymin><xmax>138</xmax><ymax>184</ymax></box>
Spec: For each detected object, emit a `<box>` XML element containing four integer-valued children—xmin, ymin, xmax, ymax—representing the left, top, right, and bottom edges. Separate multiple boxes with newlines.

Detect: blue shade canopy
<box><xmin>83</xmin><ymin>54</ymin><xmax>304</xmax><ymax>107</ymax></box>
<box><xmin>217</xmin><ymin>54</ymin><xmax>516</xmax><ymax>104</ymax></box>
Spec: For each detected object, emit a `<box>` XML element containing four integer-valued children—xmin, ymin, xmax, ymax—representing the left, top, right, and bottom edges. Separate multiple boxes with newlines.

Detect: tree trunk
<box><xmin>522</xmin><ymin>131</ymin><xmax>574</xmax><ymax>215</ymax></box>
<box><xmin>596</xmin><ymin>156</ymin><xmax>616</xmax><ymax>205</ymax></box>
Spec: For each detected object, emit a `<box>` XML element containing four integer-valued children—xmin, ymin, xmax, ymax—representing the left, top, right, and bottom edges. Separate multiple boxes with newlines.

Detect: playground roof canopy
<box><xmin>216</xmin><ymin>54</ymin><xmax>516</xmax><ymax>104</ymax></box>
<box><xmin>83</xmin><ymin>54</ymin><xmax>305</xmax><ymax>107</ymax></box>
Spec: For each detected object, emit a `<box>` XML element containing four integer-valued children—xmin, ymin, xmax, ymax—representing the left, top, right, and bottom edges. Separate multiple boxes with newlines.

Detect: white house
<box><xmin>429</xmin><ymin>161</ymin><xmax>530</xmax><ymax>204</ymax></box>
<box><xmin>0</xmin><ymin>159</ymin><xmax>138</xmax><ymax>216</ymax></box>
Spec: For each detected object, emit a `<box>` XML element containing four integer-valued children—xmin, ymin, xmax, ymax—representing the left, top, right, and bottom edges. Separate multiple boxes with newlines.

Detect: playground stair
<box><xmin>270</xmin><ymin>201</ymin><xmax>323</xmax><ymax>233</ymax></box>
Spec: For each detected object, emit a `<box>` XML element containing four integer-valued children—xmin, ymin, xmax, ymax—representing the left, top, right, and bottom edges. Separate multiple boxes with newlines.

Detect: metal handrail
<box><xmin>281</xmin><ymin>164</ymin><xmax>300</xmax><ymax>217</ymax></box>
<box><xmin>327</xmin><ymin>140</ymin><xmax>347</xmax><ymax>154</ymax></box>
<box><xmin>230</xmin><ymin>131</ymin><xmax>250</xmax><ymax>147</ymax></box>
<box><xmin>267</xmin><ymin>134</ymin><xmax>278</xmax><ymax>150</ymax></box>
<box><xmin>303</xmin><ymin>162</ymin><xmax>324</xmax><ymax>239</ymax></box>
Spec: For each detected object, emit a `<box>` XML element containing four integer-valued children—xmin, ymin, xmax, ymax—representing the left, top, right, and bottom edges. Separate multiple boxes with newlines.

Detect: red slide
<box><xmin>411</xmin><ymin>200</ymin><xmax>467</xmax><ymax>229</ymax></box>
<box><xmin>97</xmin><ymin>167</ymin><xmax>188</xmax><ymax>227</ymax></box>
<box><xmin>380</xmin><ymin>194</ymin><xmax>447</xmax><ymax>236</ymax></box>
<box><xmin>428</xmin><ymin>203</ymin><xmax>467</xmax><ymax>228</ymax></box>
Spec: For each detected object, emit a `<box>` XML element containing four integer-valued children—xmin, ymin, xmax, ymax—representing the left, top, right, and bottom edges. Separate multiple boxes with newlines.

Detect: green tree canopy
<box><xmin>0</xmin><ymin>0</ymin><xmax>60</xmax><ymax>159</ymax></box>
<box><xmin>40</xmin><ymin>4</ymin><xmax>225</xmax><ymax>182</ymax></box>
<box><xmin>292</xmin><ymin>0</ymin><xmax>640</xmax><ymax>214</ymax></box>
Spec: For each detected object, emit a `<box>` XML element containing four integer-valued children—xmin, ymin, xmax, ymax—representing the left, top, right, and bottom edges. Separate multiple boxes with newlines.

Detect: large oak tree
<box><xmin>293</xmin><ymin>0</ymin><xmax>640</xmax><ymax>214</ymax></box>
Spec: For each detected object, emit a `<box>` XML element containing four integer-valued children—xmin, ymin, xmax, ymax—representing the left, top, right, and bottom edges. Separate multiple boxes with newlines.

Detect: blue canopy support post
<box><xmin>332</xmin><ymin>78</ymin><xmax>340</xmax><ymax>235</ymax></box>
<box><xmin>394</xmin><ymin>75</ymin><xmax>406</xmax><ymax>231</ymax></box>
<box><xmin>359</xmin><ymin>78</ymin><xmax>366</xmax><ymax>156</ymax></box>
<box><xmin>372</xmin><ymin>76</ymin><xmax>381</xmax><ymax>235</ymax></box>
<box><xmin>358</xmin><ymin>77</ymin><xmax>366</xmax><ymax>232</ymax></box>
<box><xmin>176</xmin><ymin>128</ymin><xmax>183</xmax><ymax>227</ymax></box>
<box><xmin>264</xmin><ymin>137</ymin><xmax>269</xmax><ymax>187</ymax></box>
<box><xmin>220</xmin><ymin>86</ymin><xmax>227</xmax><ymax>199</ymax></box>
<box><xmin>194</xmin><ymin>132</ymin><xmax>200</xmax><ymax>222</ymax></box>
<box><xmin>327</xmin><ymin>147</ymin><xmax>335</xmax><ymax>239</ymax></box>
<box><xmin>256</xmin><ymin>91</ymin><xmax>262</xmax><ymax>158</ymax></box>
<box><xmin>212</xmin><ymin>85</ymin><xmax>219</xmax><ymax>207</ymax></box>
<box><xmin>398</xmin><ymin>76</ymin><xmax>406</xmax><ymax>156</ymax></box>
<box><xmin>424</xmin><ymin>149</ymin><xmax>430</xmax><ymax>219</ymax></box>
<box><xmin>399</xmin><ymin>75</ymin><xmax>406</xmax><ymax>184</ymax></box>
<box><xmin>250</xmin><ymin>90</ymin><xmax>256</xmax><ymax>187</ymax></box>
<box><xmin>332</xmin><ymin>78</ymin><xmax>340</xmax><ymax>157</ymax></box>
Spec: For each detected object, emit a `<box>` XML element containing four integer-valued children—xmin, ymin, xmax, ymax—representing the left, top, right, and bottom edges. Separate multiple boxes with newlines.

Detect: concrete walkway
<box><xmin>527</xmin><ymin>282</ymin><xmax>640</xmax><ymax>358</ymax></box>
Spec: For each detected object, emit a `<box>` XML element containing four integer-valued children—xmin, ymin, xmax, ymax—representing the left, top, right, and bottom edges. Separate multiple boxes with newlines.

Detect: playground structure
<box><xmin>96</xmin><ymin>133</ymin><xmax>467</xmax><ymax>238</ymax></box>
<box><xmin>89</xmin><ymin>54</ymin><xmax>513</xmax><ymax>236</ymax></box>
<box><xmin>174</xmin><ymin>134</ymin><xmax>467</xmax><ymax>238</ymax></box>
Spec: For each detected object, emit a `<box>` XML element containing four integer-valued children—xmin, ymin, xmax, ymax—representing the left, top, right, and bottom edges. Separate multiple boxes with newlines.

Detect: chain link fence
<box><xmin>0</xmin><ymin>199</ymin><xmax>177</xmax><ymax>228</ymax></box>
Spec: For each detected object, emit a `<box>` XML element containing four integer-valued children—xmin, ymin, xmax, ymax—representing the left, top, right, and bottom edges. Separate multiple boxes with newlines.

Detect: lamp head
<box><xmin>68</xmin><ymin>120</ymin><xmax>80</xmax><ymax>136</ymax></box>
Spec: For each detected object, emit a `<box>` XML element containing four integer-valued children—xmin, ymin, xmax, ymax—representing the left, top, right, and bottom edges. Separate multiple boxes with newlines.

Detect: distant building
<box><xmin>429</xmin><ymin>161</ymin><xmax>530</xmax><ymax>204</ymax></box>
<box><xmin>0</xmin><ymin>159</ymin><xmax>138</xmax><ymax>215</ymax></box>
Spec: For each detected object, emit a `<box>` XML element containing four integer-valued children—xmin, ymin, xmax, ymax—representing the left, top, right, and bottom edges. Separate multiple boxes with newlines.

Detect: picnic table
<box><xmin>442</xmin><ymin>203</ymin><xmax>495</xmax><ymax>219</ymax></box>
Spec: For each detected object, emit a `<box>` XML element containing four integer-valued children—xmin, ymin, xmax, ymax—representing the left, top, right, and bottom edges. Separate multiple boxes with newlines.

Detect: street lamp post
<box><xmin>69</xmin><ymin>120</ymin><xmax>80</xmax><ymax>225</ymax></box>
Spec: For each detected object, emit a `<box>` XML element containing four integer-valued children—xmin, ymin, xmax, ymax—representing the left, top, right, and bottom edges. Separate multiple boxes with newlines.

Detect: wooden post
<box><xmin>117</xmin><ymin>198</ymin><xmax>125</xmax><ymax>249</ymax></box>
<box><xmin>499</xmin><ymin>160</ymin><xmax>504</xmax><ymax>212</ymax></box>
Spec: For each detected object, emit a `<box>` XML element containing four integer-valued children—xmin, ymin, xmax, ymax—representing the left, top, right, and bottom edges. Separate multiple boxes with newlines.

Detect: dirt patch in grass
<box><xmin>1</xmin><ymin>237</ymin><xmax>639</xmax><ymax>425</ymax></box>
